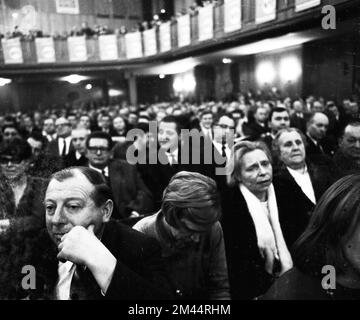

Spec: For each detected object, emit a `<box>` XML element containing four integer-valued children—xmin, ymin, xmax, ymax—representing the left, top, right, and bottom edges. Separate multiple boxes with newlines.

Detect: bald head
<box><xmin>293</xmin><ymin>100</ymin><xmax>303</xmax><ymax>113</ymax></box>
<box><xmin>307</xmin><ymin>112</ymin><xmax>329</xmax><ymax>141</ymax></box>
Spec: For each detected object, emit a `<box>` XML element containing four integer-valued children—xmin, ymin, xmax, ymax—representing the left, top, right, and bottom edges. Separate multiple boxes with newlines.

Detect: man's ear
<box><xmin>101</xmin><ymin>199</ymin><xmax>113</xmax><ymax>222</ymax></box>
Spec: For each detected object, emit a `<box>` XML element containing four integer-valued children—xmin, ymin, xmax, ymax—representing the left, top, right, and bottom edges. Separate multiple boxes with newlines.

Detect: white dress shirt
<box><xmin>75</xmin><ymin>151</ymin><xmax>82</xmax><ymax>160</ymax></box>
<box><xmin>58</xmin><ymin>136</ymin><xmax>72</xmax><ymax>155</ymax></box>
<box><xmin>56</xmin><ymin>261</ymin><xmax>76</xmax><ymax>300</ymax></box>
<box><xmin>89</xmin><ymin>164</ymin><xmax>109</xmax><ymax>177</ymax></box>
<box><xmin>200</xmin><ymin>126</ymin><xmax>213</xmax><ymax>140</ymax></box>
<box><xmin>165</xmin><ymin>149</ymin><xmax>178</xmax><ymax>165</ymax></box>
<box><xmin>213</xmin><ymin>141</ymin><xmax>231</xmax><ymax>161</ymax></box>
<box><xmin>287</xmin><ymin>166</ymin><xmax>316</xmax><ymax>204</ymax></box>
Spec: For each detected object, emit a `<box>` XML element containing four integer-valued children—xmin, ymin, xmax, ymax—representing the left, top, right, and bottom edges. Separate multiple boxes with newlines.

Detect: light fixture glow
<box><xmin>153</xmin><ymin>14</ymin><xmax>159</xmax><ymax>20</ymax></box>
<box><xmin>222</xmin><ymin>58</ymin><xmax>232</xmax><ymax>64</ymax></box>
<box><xmin>109</xmin><ymin>89</ymin><xmax>123</xmax><ymax>97</ymax></box>
<box><xmin>161</xmin><ymin>9</ymin><xmax>166</xmax><ymax>14</ymax></box>
<box><xmin>279</xmin><ymin>56</ymin><xmax>302</xmax><ymax>82</ymax></box>
<box><xmin>0</xmin><ymin>78</ymin><xmax>11</xmax><ymax>86</ymax></box>
<box><xmin>183</xmin><ymin>73</ymin><xmax>196</xmax><ymax>92</ymax></box>
<box><xmin>173</xmin><ymin>78</ymin><xmax>183</xmax><ymax>93</ymax></box>
<box><xmin>12</xmin><ymin>12</ymin><xmax>19</xmax><ymax>19</ymax></box>
<box><xmin>85</xmin><ymin>84</ymin><xmax>92</xmax><ymax>90</ymax></box>
<box><xmin>256</xmin><ymin>61</ymin><xmax>275</xmax><ymax>85</ymax></box>
<box><xmin>62</xmin><ymin>74</ymin><xmax>87</xmax><ymax>84</ymax></box>
<box><xmin>159</xmin><ymin>74</ymin><xmax>165</xmax><ymax>79</ymax></box>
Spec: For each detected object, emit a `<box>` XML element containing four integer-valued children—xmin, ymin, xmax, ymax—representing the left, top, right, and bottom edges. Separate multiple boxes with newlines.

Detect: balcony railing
<box><xmin>0</xmin><ymin>0</ymin><xmax>353</xmax><ymax>67</ymax></box>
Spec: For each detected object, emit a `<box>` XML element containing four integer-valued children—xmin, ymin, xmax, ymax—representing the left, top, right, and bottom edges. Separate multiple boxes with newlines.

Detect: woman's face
<box><xmin>0</xmin><ymin>156</ymin><xmax>28</xmax><ymax>181</ymax></box>
<box><xmin>239</xmin><ymin>149</ymin><xmax>273</xmax><ymax>198</ymax></box>
<box><xmin>113</xmin><ymin>117</ymin><xmax>125</xmax><ymax>131</ymax></box>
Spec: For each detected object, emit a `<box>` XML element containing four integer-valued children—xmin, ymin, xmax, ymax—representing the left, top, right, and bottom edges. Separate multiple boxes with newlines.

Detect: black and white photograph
<box><xmin>0</xmin><ymin>0</ymin><xmax>359</xmax><ymax>308</ymax></box>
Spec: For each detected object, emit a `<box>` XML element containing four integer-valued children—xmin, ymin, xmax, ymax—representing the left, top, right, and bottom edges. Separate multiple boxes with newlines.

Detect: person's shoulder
<box><xmin>260</xmin><ymin>267</ymin><xmax>328</xmax><ymax>300</ymax></box>
<box><xmin>110</xmin><ymin>158</ymin><xmax>136</xmax><ymax>169</ymax></box>
<box><xmin>105</xmin><ymin>219</ymin><xmax>160</xmax><ymax>251</ymax></box>
<box><xmin>133</xmin><ymin>213</ymin><xmax>157</xmax><ymax>232</ymax></box>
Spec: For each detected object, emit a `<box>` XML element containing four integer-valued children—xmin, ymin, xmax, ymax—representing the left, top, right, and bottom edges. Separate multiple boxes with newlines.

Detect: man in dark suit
<box><xmin>305</xmin><ymin>112</ymin><xmax>336</xmax><ymax>163</ymax></box>
<box><xmin>64</xmin><ymin>127</ymin><xmax>89</xmax><ymax>167</ymax></box>
<box><xmin>333</xmin><ymin>122</ymin><xmax>360</xmax><ymax>179</ymax></box>
<box><xmin>85</xmin><ymin>131</ymin><xmax>153</xmax><ymax>220</ymax></box>
<box><xmin>46</xmin><ymin>117</ymin><xmax>74</xmax><ymax>159</ymax></box>
<box><xmin>10</xmin><ymin>166</ymin><xmax>171</xmax><ymax>300</ymax></box>
<box><xmin>242</xmin><ymin>105</ymin><xmax>270</xmax><ymax>140</ymax></box>
<box><xmin>272</xmin><ymin>128</ymin><xmax>335</xmax><ymax>246</ymax></box>
<box><xmin>142</xmin><ymin>115</ymin><xmax>216</xmax><ymax>209</ymax></box>
<box><xmin>260</xmin><ymin>107</ymin><xmax>290</xmax><ymax>155</ymax></box>
<box><xmin>290</xmin><ymin>100</ymin><xmax>308</xmax><ymax>134</ymax></box>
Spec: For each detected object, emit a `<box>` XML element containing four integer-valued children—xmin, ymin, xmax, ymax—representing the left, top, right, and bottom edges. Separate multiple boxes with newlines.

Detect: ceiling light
<box><xmin>85</xmin><ymin>84</ymin><xmax>92</xmax><ymax>90</ymax></box>
<box><xmin>0</xmin><ymin>78</ymin><xmax>11</xmax><ymax>86</ymax></box>
<box><xmin>61</xmin><ymin>74</ymin><xmax>87</xmax><ymax>84</ymax></box>
<box><xmin>159</xmin><ymin>74</ymin><xmax>165</xmax><ymax>79</ymax></box>
<box><xmin>222</xmin><ymin>58</ymin><xmax>232</xmax><ymax>64</ymax></box>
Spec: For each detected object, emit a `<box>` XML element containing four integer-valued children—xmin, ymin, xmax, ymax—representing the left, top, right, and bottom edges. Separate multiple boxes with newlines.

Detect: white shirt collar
<box><xmin>89</xmin><ymin>164</ymin><xmax>109</xmax><ymax>177</ymax></box>
<box><xmin>165</xmin><ymin>148</ymin><xmax>178</xmax><ymax>165</ymax></box>
<box><xmin>75</xmin><ymin>151</ymin><xmax>82</xmax><ymax>160</ymax></box>
<box><xmin>287</xmin><ymin>165</ymin><xmax>316</xmax><ymax>204</ymax></box>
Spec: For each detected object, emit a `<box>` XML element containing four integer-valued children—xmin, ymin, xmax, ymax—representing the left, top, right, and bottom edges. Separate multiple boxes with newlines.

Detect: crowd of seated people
<box><xmin>0</xmin><ymin>91</ymin><xmax>359</xmax><ymax>299</ymax></box>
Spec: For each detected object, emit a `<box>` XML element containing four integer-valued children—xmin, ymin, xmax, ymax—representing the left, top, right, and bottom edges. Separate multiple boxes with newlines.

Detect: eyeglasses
<box><xmin>216</xmin><ymin>124</ymin><xmax>235</xmax><ymax>130</ymax></box>
<box><xmin>0</xmin><ymin>156</ymin><xmax>23</xmax><ymax>165</ymax></box>
<box><xmin>3</xmin><ymin>132</ymin><xmax>18</xmax><ymax>137</ymax></box>
<box><xmin>87</xmin><ymin>146</ymin><xmax>110</xmax><ymax>153</ymax></box>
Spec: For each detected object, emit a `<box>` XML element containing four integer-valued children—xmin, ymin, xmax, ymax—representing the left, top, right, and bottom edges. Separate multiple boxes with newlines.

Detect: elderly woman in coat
<box><xmin>220</xmin><ymin>141</ymin><xmax>293</xmax><ymax>300</ymax></box>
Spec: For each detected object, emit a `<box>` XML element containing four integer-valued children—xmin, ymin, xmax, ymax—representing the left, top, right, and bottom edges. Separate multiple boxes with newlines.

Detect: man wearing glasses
<box><xmin>2</xmin><ymin>123</ymin><xmax>21</xmax><ymax>142</ymax></box>
<box><xmin>85</xmin><ymin>131</ymin><xmax>153</xmax><ymax>221</ymax></box>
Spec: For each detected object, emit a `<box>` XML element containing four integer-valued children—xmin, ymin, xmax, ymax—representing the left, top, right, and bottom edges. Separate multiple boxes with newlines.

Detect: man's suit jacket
<box><xmin>108</xmin><ymin>159</ymin><xmax>154</xmax><ymax>219</ymax></box>
<box><xmin>64</xmin><ymin>150</ymin><xmax>88</xmax><ymax>167</ymax></box>
<box><xmin>242</xmin><ymin>121</ymin><xmax>270</xmax><ymax>140</ymax></box>
<box><xmin>290</xmin><ymin>113</ymin><xmax>307</xmax><ymax>133</ymax></box>
<box><xmin>273</xmin><ymin>161</ymin><xmax>335</xmax><ymax>247</ymax></box>
<box><xmin>46</xmin><ymin>137</ymin><xmax>75</xmax><ymax>158</ymax></box>
<box><xmin>0</xmin><ymin>220</ymin><xmax>173</xmax><ymax>300</ymax></box>
<box><xmin>139</xmin><ymin>144</ymin><xmax>213</xmax><ymax>210</ymax></box>
<box><xmin>305</xmin><ymin>135</ymin><xmax>335</xmax><ymax>165</ymax></box>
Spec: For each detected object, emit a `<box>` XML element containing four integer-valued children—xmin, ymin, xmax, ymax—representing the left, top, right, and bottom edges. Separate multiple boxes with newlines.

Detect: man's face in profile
<box><xmin>45</xmin><ymin>172</ymin><xmax>109</xmax><ymax>245</ymax></box>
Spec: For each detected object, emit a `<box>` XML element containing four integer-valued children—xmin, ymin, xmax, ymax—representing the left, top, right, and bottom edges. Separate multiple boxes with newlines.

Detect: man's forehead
<box><xmin>219</xmin><ymin>116</ymin><xmax>234</xmax><ymax>125</ymax></box>
<box><xmin>46</xmin><ymin>173</ymin><xmax>94</xmax><ymax>199</ymax></box>
<box><xmin>72</xmin><ymin>130</ymin><xmax>88</xmax><ymax>139</ymax></box>
<box><xmin>345</xmin><ymin>126</ymin><xmax>360</xmax><ymax>137</ymax></box>
<box><xmin>159</xmin><ymin>122</ymin><xmax>177</xmax><ymax>130</ymax></box>
<box><xmin>89</xmin><ymin>138</ymin><xmax>109</xmax><ymax>147</ymax></box>
<box><xmin>273</xmin><ymin>111</ymin><xmax>289</xmax><ymax>119</ymax></box>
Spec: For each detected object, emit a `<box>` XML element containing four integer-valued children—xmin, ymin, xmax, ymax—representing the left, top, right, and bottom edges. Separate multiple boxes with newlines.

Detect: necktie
<box><xmin>102</xmin><ymin>169</ymin><xmax>110</xmax><ymax>185</ymax></box>
<box><xmin>69</xmin><ymin>266</ymin><xmax>98</xmax><ymax>300</ymax></box>
<box><xmin>221</xmin><ymin>141</ymin><xmax>227</xmax><ymax>158</ymax></box>
<box><xmin>61</xmin><ymin>139</ymin><xmax>67</xmax><ymax>156</ymax></box>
